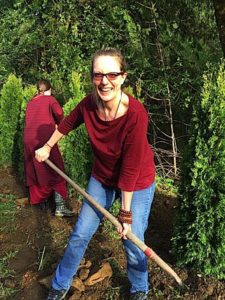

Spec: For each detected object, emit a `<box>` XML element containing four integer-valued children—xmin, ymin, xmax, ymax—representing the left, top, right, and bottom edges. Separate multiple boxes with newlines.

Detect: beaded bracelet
<box><xmin>118</xmin><ymin>208</ymin><xmax>132</xmax><ymax>224</ymax></box>
<box><xmin>120</xmin><ymin>209</ymin><xmax>132</xmax><ymax>215</ymax></box>
<box><xmin>118</xmin><ymin>215</ymin><xmax>132</xmax><ymax>224</ymax></box>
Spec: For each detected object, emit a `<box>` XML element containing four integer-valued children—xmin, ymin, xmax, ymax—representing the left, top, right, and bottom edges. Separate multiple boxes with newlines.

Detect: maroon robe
<box><xmin>24</xmin><ymin>95</ymin><xmax>66</xmax><ymax>196</ymax></box>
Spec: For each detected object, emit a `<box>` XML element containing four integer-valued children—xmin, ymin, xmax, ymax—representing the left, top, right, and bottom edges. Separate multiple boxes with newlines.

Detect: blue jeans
<box><xmin>52</xmin><ymin>176</ymin><xmax>155</xmax><ymax>293</ymax></box>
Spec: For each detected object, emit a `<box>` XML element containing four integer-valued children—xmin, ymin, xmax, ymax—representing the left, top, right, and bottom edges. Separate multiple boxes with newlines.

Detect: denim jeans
<box><xmin>52</xmin><ymin>176</ymin><xmax>155</xmax><ymax>293</ymax></box>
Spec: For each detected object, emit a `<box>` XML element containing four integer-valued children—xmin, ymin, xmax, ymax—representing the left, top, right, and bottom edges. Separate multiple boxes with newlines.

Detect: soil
<box><xmin>0</xmin><ymin>167</ymin><xmax>225</xmax><ymax>300</ymax></box>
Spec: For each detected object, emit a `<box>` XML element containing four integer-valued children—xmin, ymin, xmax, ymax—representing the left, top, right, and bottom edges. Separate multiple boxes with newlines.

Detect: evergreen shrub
<box><xmin>0</xmin><ymin>75</ymin><xmax>23</xmax><ymax>167</ymax></box>
<box><xmin>16</xmin><ymin>85</ymin><xmax>36</xmax><ymax>182</ymax></box>
<box><xmin>60</xmin><ymin>72</ymin><xmax>92</xmax><ymax>196</ymax></box>
<box><xmin>172</xmin><ymin>63</ymin><xmax>225</xmax><ymax>279</ymax></box>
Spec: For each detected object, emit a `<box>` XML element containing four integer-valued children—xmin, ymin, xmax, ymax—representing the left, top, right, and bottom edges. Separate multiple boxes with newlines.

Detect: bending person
<box><xmin>35</xmin><ymin>49</ymin><xmax>155</xmax><ymax>300</ymax></box>
<box><xmin>24</xmin><ymin>79</ymin><xmax>74</xmax><ymax>217</ymax></box>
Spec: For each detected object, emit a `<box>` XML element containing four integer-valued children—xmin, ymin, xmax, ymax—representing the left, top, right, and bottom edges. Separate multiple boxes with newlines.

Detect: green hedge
<box><xmin>16</xmin><ymin>85</ymin><xmax>36</xmax><ymax>182</ymax></box>
<box><xmin>172</xmin><ymin>62</ymin><xmax>225</xmax><ymax>279</ymax></box>
<box><xmin>0</xmin><ymin>75</ymin><xmax>23</xmax><ymax>167</ymax></box>
<box><xmin>60</xmin><ymin>72</ymin><xmax>92</xmax><ymax>196</ymax></box>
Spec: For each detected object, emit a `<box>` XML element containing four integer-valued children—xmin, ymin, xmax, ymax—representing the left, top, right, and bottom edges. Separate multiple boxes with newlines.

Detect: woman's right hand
<box><xmin>35</xmin><ymin>144</ymin><xmax>51</xmax><ymax>162</ymax></box>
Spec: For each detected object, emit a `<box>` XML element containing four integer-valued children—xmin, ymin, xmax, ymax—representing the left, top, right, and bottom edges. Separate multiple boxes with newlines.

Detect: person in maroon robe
<box><xmin>24</xmin><ymin>79</ymin><xmax>74</xmax><ymax>217</ymax></box>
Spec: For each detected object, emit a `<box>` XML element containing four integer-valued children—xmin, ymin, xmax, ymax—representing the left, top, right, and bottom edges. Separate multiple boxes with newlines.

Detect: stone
<box><xmin>78</xmin><ymin>268</ymin><xmax>90</xmax><ymax>280</ymax></box>
<box><xmin>84</xmin><ymin>262</ymin><xmax>112</xmax><ymax>286</ymax></box>
<box><xmin>15</xmin><ymin>197</ymin><xmax>29</xmax><ymax>207</ymax></box>
<box><xmin>71</xmin><ymin>277</ymin><xmax>85</xmax><ymax>292</ymax></box>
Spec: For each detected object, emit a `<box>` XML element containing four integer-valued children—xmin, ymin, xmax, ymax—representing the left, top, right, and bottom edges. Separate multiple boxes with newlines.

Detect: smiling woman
<box><xmin>91</xmin><ymin>50</ymin><xmax>128</xmax><ymax>121</ymax></box>
<box><xmin>34</xmin><ymin>47</ymin><xmax>155</xmax><ymax>300</ymax></box>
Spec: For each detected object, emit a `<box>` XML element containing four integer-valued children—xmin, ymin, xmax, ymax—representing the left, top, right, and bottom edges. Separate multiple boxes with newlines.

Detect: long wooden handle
<box><xmin>46</xmin><ymin>159</ymin><xmax>182</xmax><ymax>286</ymax></box>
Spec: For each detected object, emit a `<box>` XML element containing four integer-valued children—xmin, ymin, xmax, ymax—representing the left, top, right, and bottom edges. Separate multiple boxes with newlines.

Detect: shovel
<box><xmin>45</xmin><ymin>158</ymin><xmax>183</xmax><ymax>286</ymax></box>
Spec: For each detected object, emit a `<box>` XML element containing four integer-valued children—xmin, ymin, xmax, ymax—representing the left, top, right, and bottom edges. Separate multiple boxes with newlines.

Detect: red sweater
<box><xmin>58</xmin><ymin>94</ymin><xmax>155</xmax><ymax>191</ymax></box>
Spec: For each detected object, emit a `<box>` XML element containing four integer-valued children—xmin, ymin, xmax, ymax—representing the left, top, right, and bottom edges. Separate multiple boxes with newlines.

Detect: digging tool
<box><xmin>45</xmin><ymin>158</ymin><xmax>183</xmax><ymax>286</ymax></box>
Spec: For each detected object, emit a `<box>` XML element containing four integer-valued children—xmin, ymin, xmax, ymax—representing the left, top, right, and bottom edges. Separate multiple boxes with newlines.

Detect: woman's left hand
<box><xmin>120</xmin><ymin>223</ymin><xmax>131</xmax><ymax>239</ymax></box>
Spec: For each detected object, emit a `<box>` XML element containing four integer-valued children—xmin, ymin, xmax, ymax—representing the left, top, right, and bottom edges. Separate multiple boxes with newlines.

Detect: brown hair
<box><xmin>91</xmin><ymin>47</ymin><xmax>127</xmax><ymax>77</ymax></box>
<box><xmin>36</xmin><ymin>79</ymin><xmax>52</xmax><ymax>94</ymax></box>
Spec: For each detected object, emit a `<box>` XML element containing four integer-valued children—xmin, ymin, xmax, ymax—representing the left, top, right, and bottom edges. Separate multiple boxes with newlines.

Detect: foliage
<box><xmin>59</xmin><ymin>72</ymin><xmax>92</xmax><ymax>196</ymax></box>
<box><xmin>0</xmin><ymin>282</ymin><xmax>16</xmax><ymax>299</ymax></box>
<box><xmin>0</xmin><ymin>252</ymin><xmax>17</xmax><ymax>299</ymax></box>
<box><xmin>0</xmin><ymin>196</ymin><xmax>17</xmax><ymax>298</ymax></box>
<box><xmin>0</xmin><ymin>1</ymin><xmax>223</xmax><ymax>178</ymax></box>
<box><xmin>16</xmin><ymin>85</ymin><xmax>36</xmax><ymax>182</ymax></box>
<box><xmin>105</xmin><ymin>287</ymin><xmax>121</xmax><ymax>300</ymax></box>
<box><xmin>0</xmin><ymin>75</ymin><xmax>23</xmax><ymax>167</ymax></box>
<box><xmin>172</xmin><ymin>62</ymin><xmax>225</xmax><ymax>279</ymax></box>
<box><xmin>0</xmin><ymin>196</ymin><xmax>17</xmax><ymax>234</ymax></box>
<box><xmin>102</xmin><ymin>198</ymin><xmax>121</xmax><ymax>240</ymax></box>
<box><xmin>0</xmin><ymin>252</ymin><xmax>17</xmax><ymax>279</ymax></box>
<box><xmin>155</xmin><ymin>174</ymin><xmax>178</xmax><ymax>196</ymax></box>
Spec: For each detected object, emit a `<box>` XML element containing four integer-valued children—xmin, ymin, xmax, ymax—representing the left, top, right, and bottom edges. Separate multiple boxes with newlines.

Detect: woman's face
<box><xmin>92</xmin><ymin>55</ymin><xmax>127</xmax><ymax>103</ymax></box>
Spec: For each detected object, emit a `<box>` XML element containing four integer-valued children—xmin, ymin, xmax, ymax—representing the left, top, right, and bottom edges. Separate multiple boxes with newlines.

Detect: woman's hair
<box><xmin>36</xmin><ymin>79</ymin><xmax>52</xmax><ymax>94</ymax></box>
<box><xmin>91</xmin><ymin>47</ymin><xmax>127</xmax><ymax>76</ymax></box>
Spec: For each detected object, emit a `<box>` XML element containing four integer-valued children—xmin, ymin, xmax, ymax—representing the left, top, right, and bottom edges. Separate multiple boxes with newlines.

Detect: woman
<box><xmin>24</xmin><ymin>79</ymin><xmax>74</xmax><ymax>217</ymax></box>
<box><xmin>35</xmin><ymin>49</ymin><xmax>155</xmax><ymax>300</ymax></box>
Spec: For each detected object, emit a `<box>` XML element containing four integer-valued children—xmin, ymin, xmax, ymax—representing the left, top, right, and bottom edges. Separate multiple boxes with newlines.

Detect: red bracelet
<box><xmin>118</xmin><ymin>215</ymin><xmax>132</xmax><ymax>224</ymax></box>
<box><xmin>119</xmin><ymin>209</ymin><xmax>132</xmax><ymax>216</ymax></box>
<box><xmin>120</xmin><ymin>209</ymin><xmax>132</xmax><ymax>215</ymax></box>
<box><xmin>118</xmin><ymin>209</ymin><xmax>132</xmax><ymax>224</ymax></box>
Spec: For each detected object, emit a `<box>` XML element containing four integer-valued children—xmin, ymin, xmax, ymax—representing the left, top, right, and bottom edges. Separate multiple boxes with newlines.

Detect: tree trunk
<box><xmin>213</xmin><ymin>0</ymin><xmax>225</xmax><ymax>56</ymax></box>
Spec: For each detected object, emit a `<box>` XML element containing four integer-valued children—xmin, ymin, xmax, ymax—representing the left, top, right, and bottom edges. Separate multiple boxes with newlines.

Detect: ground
<box><xmin>0</xmin><ymin>167</ymin><xmax>225</xmax><ymax>300</ymax></box>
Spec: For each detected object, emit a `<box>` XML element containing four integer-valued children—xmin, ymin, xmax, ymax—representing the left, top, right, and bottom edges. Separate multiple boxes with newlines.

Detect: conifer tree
<box><xmin>60</xmin><ymin>72</ymin><xmax>92</xmax><ymax>194</ymax></box>
<box><xmin>0</xmin><ymin>75</ymin><xmax>23</xmax><ymax>167</ymax></box>
<box><xmin>172</xmin><ymin>63</ymin><xmax>225</xmax><ymax>279</ymax></box>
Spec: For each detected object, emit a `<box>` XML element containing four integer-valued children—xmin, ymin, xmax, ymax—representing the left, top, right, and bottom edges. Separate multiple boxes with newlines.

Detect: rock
<box><xmin>78</xmin><ymin>268</ymin><xmax>90</xmax><ymax>280</ymax></box>
<box><xmin>78</xmin><ymin>259</ymin><xmax>92</xmax><ymax>270</ymax></box>
<box><xmin>71</xmin><ymin>277</ymin><xmax>85</xmax><ymax>292</ymax></box>
<box><xmin>84</xmin><ymin>260</ymin><xmax>92</xmax><ymax>269</ymax></box>
<box><xmin>80</xmin><ymin>258</ymin><xmax>86</xmax><ymax>266</ymax></box>
<box><xmin>84</xmin><ymin>262</ymin><xmax>112</xmax><ymax>286</ymax></box>
<box><xmin>22</xmin><ymin>271</ymin><xmax>37</xmax><ymax>288</ymax></box>
<box><xmin>15</xmin><ymin>197</ymin><xmax>29</xmax><ymax>207</ymax></box>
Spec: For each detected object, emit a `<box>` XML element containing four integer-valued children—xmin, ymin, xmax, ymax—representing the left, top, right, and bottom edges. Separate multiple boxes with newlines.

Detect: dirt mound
<box><xmin>0</xmin><ymin>167</ymin><xmax>224</xmax><ymax>299</ymax></box>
